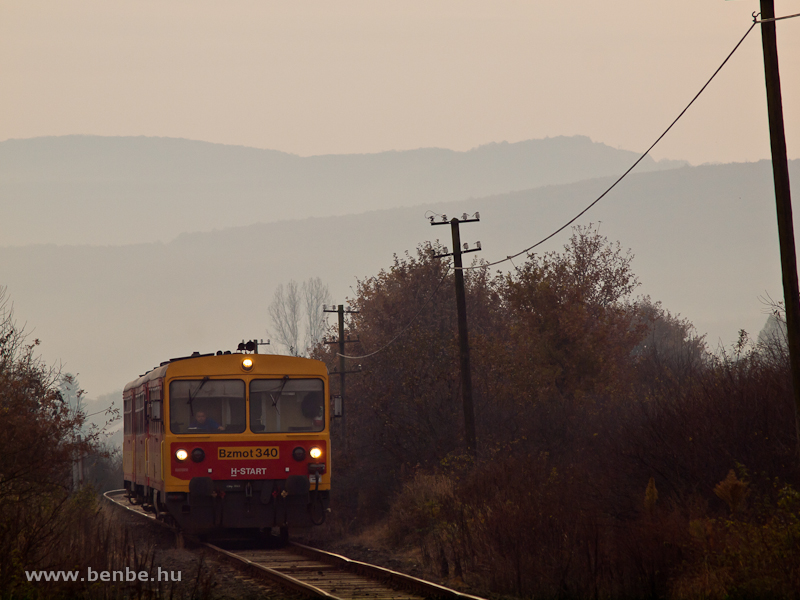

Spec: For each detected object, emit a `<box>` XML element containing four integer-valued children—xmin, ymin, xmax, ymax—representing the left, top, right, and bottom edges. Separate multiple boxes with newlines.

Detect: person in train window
<box><xmin>301</xmin><ymin>396</ymin><xmax>324</xmax><ymax>430</ymax></box>
<box><xmin>190</xmin><ymin>411</ymin><xmax>224</xmax><ymax>431</ymax></box>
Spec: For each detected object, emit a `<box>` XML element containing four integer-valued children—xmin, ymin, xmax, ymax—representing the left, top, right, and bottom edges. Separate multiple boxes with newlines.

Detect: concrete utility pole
<box><xmin>758</xmin><ymin>0</ymin><xmax>800</xmax><ymax>459</ymax></box>
<box><xmin>323</xmin><ymin>304</ymin><xmax>360</xmax><ymax>451</ymax></box>
<box><xmin>432</xmin><ymin>213</ymin><xmax>481</xmax><ymax>457</ymax></box>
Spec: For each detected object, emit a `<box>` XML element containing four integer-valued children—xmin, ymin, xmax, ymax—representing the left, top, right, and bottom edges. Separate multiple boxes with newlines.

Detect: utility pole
<box><xmin>431</xmin><ymin>212</ymin><xmax>481</xmax><ymax>457</ymax></box>
<box><xmin>758</xmin><ymin>0</ymin><xmax>800</xmax><ymax>459</ymax></box>
<box><xmin>323</xmin><ymin>304</ymin><xmax>360</xmax><ymax>451</ymax></box>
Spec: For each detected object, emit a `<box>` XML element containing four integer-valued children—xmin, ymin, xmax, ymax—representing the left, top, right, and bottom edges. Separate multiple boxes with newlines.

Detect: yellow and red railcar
<box><xmin>122</xmin><ymin>352</ymin><xmax>330</xmax><ymax>537</ymax></box>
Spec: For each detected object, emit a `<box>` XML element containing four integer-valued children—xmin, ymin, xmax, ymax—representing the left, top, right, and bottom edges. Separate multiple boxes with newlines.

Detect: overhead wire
<box><xmin>459</xmin><ymin>19</ymin><xmax>759</xmax><ymax>271</ymax></box>
<box><xmin>424</xmin><ymin>210</ymin><xmax>446</xmax><ymax>222</ymax></box>
<box><xmin>756</xmin><ymin>11</ymin><xmax>800</xmax><ymax>24</ymax></box>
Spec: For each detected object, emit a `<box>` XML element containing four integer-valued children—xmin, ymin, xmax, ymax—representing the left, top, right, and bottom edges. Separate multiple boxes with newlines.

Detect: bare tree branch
<box><xmin>268</xmin><ymin>278</ymin><xmax>331</xmax><ymax>357</ymax></box>
<box><xmin>303</xmin><ymin>277</ymin><xmax>331</xmax><ymax>352</ymax></box>
<box><xmin>268</xmin><ymin>281</ymin><xmax>302</xmax><ymax>356</ymax></box>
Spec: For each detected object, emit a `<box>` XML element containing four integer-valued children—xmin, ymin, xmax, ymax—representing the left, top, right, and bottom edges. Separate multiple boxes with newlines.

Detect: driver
<box><xmin>190</xmin><ymin>410</ymin><xmax>224</xmax><ymax>431</ymax></box>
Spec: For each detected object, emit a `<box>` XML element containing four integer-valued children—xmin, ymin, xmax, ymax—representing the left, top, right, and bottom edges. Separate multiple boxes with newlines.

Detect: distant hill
<box><xmin>1</xmin><ymin>158</ymin><xmax>795</xmax><ymax>401</ymax></box>
<box><xmin>0</xmin><ymin>135</ymin><xmax>685</xmax><ymax>246</ymax></box>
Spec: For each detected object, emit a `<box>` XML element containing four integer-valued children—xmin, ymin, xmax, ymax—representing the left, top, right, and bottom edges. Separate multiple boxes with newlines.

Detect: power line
<box><xmin>756</xmin><ymin>10</ymin><xmax>800</xmax><ymax>24</ymax></box>
<box><xmin>460</xmin><ymin>20</ymin><xmax>758</xmax><ymax>271</ymax></box>
<box><xmin>336</xmin><ymin>265</ymin><xmax>452</xmax><ymax>360</ymax></box>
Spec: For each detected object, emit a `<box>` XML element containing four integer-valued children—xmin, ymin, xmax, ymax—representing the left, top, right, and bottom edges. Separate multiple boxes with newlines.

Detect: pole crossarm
<box><xmin>433</xmin><ymin>246</ymin><xmax>482</xmax><ymax>259</ymax></box>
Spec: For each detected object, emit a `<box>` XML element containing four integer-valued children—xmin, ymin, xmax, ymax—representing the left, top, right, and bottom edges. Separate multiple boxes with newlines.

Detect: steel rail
<box><xmin>206</xmin><ymin>542</ymin><xmax>341</xmax><ymax>599</ymax></box>
<box><xmin>104</xmin><ymin>490</ymin><xmax>336</xmax><ymax>596</ymax></box>
<box><xmin>102</xmin><ymin>489</ymin><xmax>176</xmax><ymax>531</ymax></box>
<box><xmin>290</xmin><ymin>542</ymin><xmax>487</xmax><ymax>600</ymax></box>
<box><xmin>103</xmin><ymin>489</ymin><xmax>488</xmax><ymax>600</ymax></box>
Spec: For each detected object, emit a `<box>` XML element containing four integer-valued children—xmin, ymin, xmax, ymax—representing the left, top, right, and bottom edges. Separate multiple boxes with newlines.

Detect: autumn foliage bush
<box><xmin>314</xmin><ymin>226</ymin><xmax>800</xmax><ymax>598</ymax></box>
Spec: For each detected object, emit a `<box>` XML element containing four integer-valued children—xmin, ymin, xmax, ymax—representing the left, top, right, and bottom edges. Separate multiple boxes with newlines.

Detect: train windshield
<box><xmin>169</xmin><ymin>379</ymin><xmax>246</xmax><ymax>434</ymax></box>
<box><xmin>250</xmin><ymin>378</ymin><xmax>325</xmax><ymax>433</ymax></box>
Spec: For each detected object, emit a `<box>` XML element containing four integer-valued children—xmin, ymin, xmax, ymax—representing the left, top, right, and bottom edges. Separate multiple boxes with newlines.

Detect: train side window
<box><xmin>249</xmin><ymin>379</ymin><xmax>325</xmax><ymax>433</ymax></box>
<box><xmin>149</xmin><ymin>384</ymin><xmax>162</xmax><ymax>421</ymax></box>
<box><xmin>135</xmin><ymin>390</ymin><xmax>146</xmax><ymax>434</ymax></box>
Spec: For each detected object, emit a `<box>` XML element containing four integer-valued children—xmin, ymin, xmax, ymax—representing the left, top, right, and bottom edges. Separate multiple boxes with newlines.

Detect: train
<box><xmin>122</xmin><ymin>350</ymin><xmax>331</xmax><ymax>540</ymax></box>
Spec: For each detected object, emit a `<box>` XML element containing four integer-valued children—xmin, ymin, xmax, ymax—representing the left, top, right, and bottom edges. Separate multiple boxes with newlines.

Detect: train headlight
<box><xmin>175</xmin><ymin>449</ymin><xmax>188</xmax><ymax>461</ymax></box>
<box><xmin>309</xmin><ymin>447</ymin><xmax>323</xmax><ymax>460</ymax></box>
<box><xmin>242</xmin><ymin>358</ymin><xmax>254</xmax><ymax>372</ymax></box>
<box><xmin>191</xmin><ymin>448</ymin><xmax>205</xmax><ymax>463</ymax></box>
<box><xmin>292</xmin><ymin>447</ymin><xmax>306</xmax><ymax>461</ymax></box>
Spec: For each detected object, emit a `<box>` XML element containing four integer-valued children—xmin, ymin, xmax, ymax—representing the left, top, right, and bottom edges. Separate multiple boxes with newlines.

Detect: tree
<box><xmin>496</xmin><ymin>225</ymin><xmax>644</xmax><ymax>412</ymax></box>
<box><xmin>268</xmin><ymin>277</ymin><xmax>331</xmax><ymax>356</ymax></box>
<box><xmin>268</xmin><ymin>280</ymin><xmax>301</xmax><ymax>355</ymax></box>
<box><xmin>303</xmin><ymin>277</ymin><xmax>332</xmax><ymax>351</ymax></box>
<box><xmin>0</xmin><ymin>287</ymin><xmax>98</xmax><ymax>595</ymax></box>
<box><xmin>632</xmin><ymin>298</ymin><xmax>708</xmax><ymax>389</ymax></box>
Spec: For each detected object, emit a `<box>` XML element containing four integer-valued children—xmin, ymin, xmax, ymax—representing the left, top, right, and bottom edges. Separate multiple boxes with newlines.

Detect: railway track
<box><xmin>104</xmin><ymin>490</ymin><xmax>486</xmax><ymax>600</ymax></box>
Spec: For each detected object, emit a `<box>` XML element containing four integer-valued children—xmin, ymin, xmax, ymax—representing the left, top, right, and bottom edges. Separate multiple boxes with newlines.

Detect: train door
<box><xmin>146</xmin><ymin>379</ymin><xmax>164</xmax><ymax>490</ymax></box>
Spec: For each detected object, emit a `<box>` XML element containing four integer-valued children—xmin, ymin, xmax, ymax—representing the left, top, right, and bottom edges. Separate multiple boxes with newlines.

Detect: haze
<box><xmin>1</xmin><ymin>0</ymin><xmax>799</xmax><ymax>404</ymax></box>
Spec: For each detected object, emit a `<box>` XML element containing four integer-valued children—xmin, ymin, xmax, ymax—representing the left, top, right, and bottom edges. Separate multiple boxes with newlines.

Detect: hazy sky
<box><xmin>2</xmin><ymin>1</ymin><xmax>798</xmax><ymax>165</ymax></box>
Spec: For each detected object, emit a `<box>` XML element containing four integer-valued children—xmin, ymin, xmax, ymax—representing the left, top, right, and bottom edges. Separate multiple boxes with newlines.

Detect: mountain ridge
<box><xmin>2</xmin><ymin>159</ymin><xmax>796</xmax><ymax>400</ymax></box>
<box><xmin>1</xmin><ymin>134</ymin><xmax>686</xmax><ymax>247</ymax></box>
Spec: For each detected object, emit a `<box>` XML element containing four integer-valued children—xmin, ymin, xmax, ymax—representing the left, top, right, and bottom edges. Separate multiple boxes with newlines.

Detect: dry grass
<box><xmin>9</xmin><ymin>489</ymin><xmax>218</xmax><ymax>600</ymax></box>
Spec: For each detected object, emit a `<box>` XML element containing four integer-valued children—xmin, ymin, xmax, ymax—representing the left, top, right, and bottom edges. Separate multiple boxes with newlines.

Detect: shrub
<box><xmin>673</xmin><ymin>481</ymin><xmax>800</xmax><ymax>600</ymax></box>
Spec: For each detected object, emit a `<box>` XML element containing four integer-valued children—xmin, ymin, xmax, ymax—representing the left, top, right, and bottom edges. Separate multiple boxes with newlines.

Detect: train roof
<box><xmin>123</xmin><ymin>353</ymin><xmax>328</xmax><ymax>393</ymax></box>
